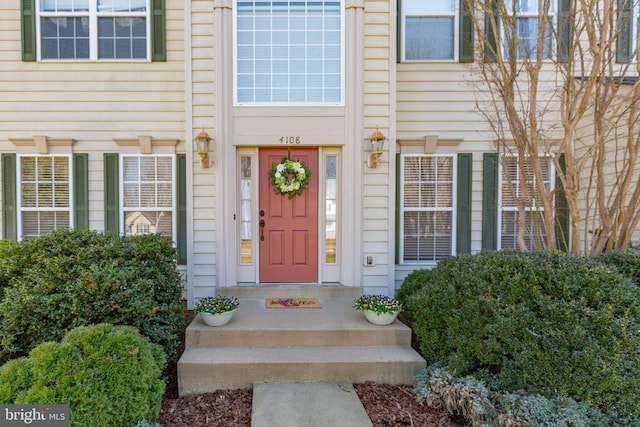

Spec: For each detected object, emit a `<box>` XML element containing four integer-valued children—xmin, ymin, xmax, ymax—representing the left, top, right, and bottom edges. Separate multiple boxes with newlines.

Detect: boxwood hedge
<box><xmin>0</xmin><ymin>323</ymin><xmax>166</xmax><ymax>427</ymax></box>
<box><xmin>0</xmin><ymin>230</ymin><xmax>184</xmax><ymax>362</ymax></box>
<box><xmin>404</xmin><ymin>250</ymin><xmax>640</xmax><ymax>420</ymax></box>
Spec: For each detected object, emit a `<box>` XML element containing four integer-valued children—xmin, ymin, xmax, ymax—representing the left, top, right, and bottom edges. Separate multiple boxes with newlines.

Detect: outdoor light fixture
<box><xmin>195</xmin><ymin>127</ymin><xmax>213</xmax><ymax>168</ymax></box>
<box><xmin>366</xmin><ymin>126</ymin><xmax>386</xmax><ymax>168</ymax></box>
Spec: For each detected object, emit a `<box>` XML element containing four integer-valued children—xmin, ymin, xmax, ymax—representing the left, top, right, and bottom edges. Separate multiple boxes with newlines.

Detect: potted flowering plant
<box><xmin>194</xmin><ymin>295</ymin><xmax>239</xmax><ymax>326</ymax></box>
<box><xmin>353</xmin><ymin>294</ymin><xmax>402</xmax><ymax>325</ymax></box>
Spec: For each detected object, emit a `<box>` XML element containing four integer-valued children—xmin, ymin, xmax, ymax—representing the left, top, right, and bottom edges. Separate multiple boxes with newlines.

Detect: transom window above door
<box><xmin>235</xmin><ymin>0</ymin><xmax>344</xmax><ymax>105</ymax></box>
<box><xmin>37</xmin><ymin>0</ymin><xmax>151</xmax><ymax>60</ymax></box>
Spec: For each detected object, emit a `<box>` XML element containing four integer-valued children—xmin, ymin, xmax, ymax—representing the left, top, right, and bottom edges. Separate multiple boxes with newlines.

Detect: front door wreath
<box><xmin>269</xmin><ymin>156</ymin><xmax>311</xmax><ymax>198</ymax></box>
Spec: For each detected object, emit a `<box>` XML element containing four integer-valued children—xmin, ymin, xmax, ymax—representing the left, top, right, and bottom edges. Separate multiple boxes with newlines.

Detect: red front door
<box><xmin>259</xmin><ymin>148</ymin><xmax>318</xmax><ymax>283</ymax></box>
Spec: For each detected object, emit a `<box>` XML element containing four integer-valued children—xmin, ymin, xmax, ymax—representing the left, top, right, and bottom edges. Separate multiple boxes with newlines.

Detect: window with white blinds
<box><xmin>18</xmin><ymin>155</ymin><xmax>72</xmax><ymax>240</ymax></box>
<box><xmin>400</xmin><ymin>154</ymin><xmax>456</xmax><ymax>263</ymax></box>
<box><xmin>499</xmin><ymin>155</ymin><xmax>553</xmax><ymax>250</ymax></box>
<box><xmin>121</xmin><ymin>155</ymin><xmax>175</xmax><ymax>239</ymax></box>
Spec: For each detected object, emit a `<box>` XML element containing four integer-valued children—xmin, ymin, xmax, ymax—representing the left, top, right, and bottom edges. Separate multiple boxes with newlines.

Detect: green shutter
<box><xmin>555</xmin><ymin>154</ymin><xmax>570</xmax><ymax>252</ymax></box>
<box><xmin>176</xmin><ymin>154</ymin><xmax>187</xmax><ymax>264</ymax></box>
<box><xmin>73</xmin><ymin>154</ymin><xmax>89</xmax><ymax>231</ymax></box>
<box><xmin>484</xmin><ymin>0</ymin><xmax>499</xmax><ymax>62</ymax></box>
<box><xmin>21</xmin><ymin>0</ymin><xmax>36</xmax><ymax>61</ymax></box>
<box><xmin>457</xmin><ymin>153</ymin><xmax>472</xmax><ymax>253</ymax></box>
<box><xmin>557</xmin><ymin>0</ymin><xmax>572</xmax><ymax>63</ymax></box>
<box><xmin>151</xmin><ymin>0</ymin><xmax>166</xmax><ymax>62</ymax></box>
<box><xmin>397</xmin><ymin>0</ymin><xmax>402</xmax><ymax>63</ymax></box>
<box><xmin>103</xmin><ymin>153</ymin><xmax>119</xmax><ymax>234</ymax></box>
<box><xmin>2</xmin><ymin>154</ymin><xmax>17</xmax><ymax>241</ymax></box>
<box><xmin>617</xmin><ymin>0</ymin><xmax>633</xmax><ymax>63</ymax></box>
<box><xmin>395</xmin><ymin>153</ymin><xmax>401</xmax><ymax>264</ymax></box>
<box><xmin>460</xmin><ymin>0</ymin><xmax>474</xmax><ymax>63</ymax></box>
<box><xmin>482</xmin><ymin>153</ymin><xmax>498</xmax><ymax>249</ymax></box>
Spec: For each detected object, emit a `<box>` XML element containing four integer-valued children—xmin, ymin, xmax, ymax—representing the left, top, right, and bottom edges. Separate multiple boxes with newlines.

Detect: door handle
<box><xmin>259</xmin><ymin>219</ymin><xmax>265</xmax><ymax>241</ymax></box>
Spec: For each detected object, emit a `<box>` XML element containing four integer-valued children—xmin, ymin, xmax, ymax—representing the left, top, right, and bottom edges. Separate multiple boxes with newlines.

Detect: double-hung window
<box><xmin>121</xmin><ymin>155</ymin><xmax>175</xmax><ymax>240</ymax></box>
<box><xmin>17</xmin><ymin>155</ymin><xmax>72</xmax><ymax>240</ymax></box>
<box><xmin>618</xmin><ymin>0</ymin><xmax>639</xmax><ymax>63</ymax></box>
<box><xmin>235</xmin><ymin>0</ymin><xmax>344</xmax><ymax>104</ymax></box>
<box><xmin>400</xmin><ymin>155</ymin><xmax>456</xmax><ymax>263</ymax></box>
<box><xmin>37</xmin><ymin>0</ymin><xmax>150</xmax><ymax>60</ymax></box>
<box><xmin>402</xmin><ymin>0</ymin><xmax>458</xmax><ymax>61</ymax></box>
<box><xmin>502</xmin><ymin>0</ymin><xmax>556</xmax><ymax>60</ymax></box>
<box><xmin>498</xmin><ymin>155</ymin><xmax>554</xmax><ymax>250</ymax></box>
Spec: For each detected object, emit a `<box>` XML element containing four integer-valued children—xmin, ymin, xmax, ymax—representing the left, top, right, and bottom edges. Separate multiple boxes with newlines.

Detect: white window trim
<box><xmin>232</xmin><ymin>0</ymin><xmax>346</xmax><ymax>106</ymax></box>
<box><xmin>634</xmin><ymin>2</ymin><xmax>640</xmax><ymax>57</ymax></box>
<box><xmin>35</xmin><ymin>0</ymin><xmax>152</xmax><ymax>62</ymax></box>
<box><xmin>119</xmin><ymin>154</ymin><xmax>177</xmax><ymax>243</ymax></box>
<box><xmin>320</xmin><ymin>148</ymin><xmax>340</xmax><ymax>282</ymax></box>
<box><xmin>401</xmin><ymin>1</ymin><xmax>460</xmax><ymax>62</ymax></box>
<box><xmin>399</xmin><ymin>153</ymin><xmax>457</xmax><ymax>265</ymax></box>
<box><xmin>500</xmin><ymin>0</ymin><xmax>557</xmax><ymax>61</ymax></box>
<box><xmin>497</xmin><ymin>154</ymin><xmax>555</xmax><ymax>250</ymax></box>
<box><xmin>16</xmin><ymin>154</ymin><xmax>74</xmax><ymax>242</ymax></box>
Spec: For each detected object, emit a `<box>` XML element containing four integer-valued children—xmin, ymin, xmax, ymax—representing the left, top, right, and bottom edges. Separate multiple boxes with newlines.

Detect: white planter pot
<box><xmin>200</xmin><ymin>309</ymin><xmax>237</xmax><ymax>327</ymax></box>
<box><xmin>363</xmin><ymin>310</ymin><xmax>399</xmax><ymax>326</ymax></box>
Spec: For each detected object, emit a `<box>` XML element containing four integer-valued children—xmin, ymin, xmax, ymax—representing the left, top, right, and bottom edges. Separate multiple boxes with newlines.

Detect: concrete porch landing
<box><xmin>178</xmin><ymin>286</ymin><xmax>426</xmax><ymax>396</ymax></box>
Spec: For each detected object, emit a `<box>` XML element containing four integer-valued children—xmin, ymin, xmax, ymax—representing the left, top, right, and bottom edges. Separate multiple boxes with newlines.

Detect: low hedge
<box><xmin>0</xmin><ymin>230</ymin><xmax>184</xmax><ymax>362</ymax></box>
<box><xmin>395</xmin><ymin>269</ymin><xmax>432</xmax><ymax>314</ymax></box>
<box><xmin>0</xmin><ymin>323</ymin><xmax>166</xmax><ymax>427</ymax></box>
<box><xmin>599</xmin><ymin>247</ymin><xmax>640</xmax><ymax>286</ymax></box>
<box><xmin>404</xmin><ymin>250</ymin><xmax>640</xmax><ymax>420</ymax></box>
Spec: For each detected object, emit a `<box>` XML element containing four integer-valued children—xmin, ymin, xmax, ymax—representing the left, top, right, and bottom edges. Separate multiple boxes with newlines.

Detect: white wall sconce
<box><xmin>366</xmin><ymin>127</ymin><xmax>386</xmax><ymax>168</ymax></box>
<box><xmin>194</xmin><ymin>127</ymin><xmax>213</xmax><ymax>168</ymax></box>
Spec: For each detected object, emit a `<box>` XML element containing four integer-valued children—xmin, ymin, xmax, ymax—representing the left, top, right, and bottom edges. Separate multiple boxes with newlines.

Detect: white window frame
<box><xmin>401</xmin><ymin>0</ymin><xmax>459</xmax><ymax>62</ymax></box>
<box><xmin>320</xmin><ymin>148</ymin><xmax>340</xmax><ymax>282</ymax></box>
<box><xmin>501</xmin><ymin>0</ymin><xmax>557</xmax><ymax>61</ymax></box>
<box><xmin>233</xmin><ymin>0</ymin><xmax>345</xmax><ymax>106</ymax></box>
<box><xmin>497</xmin><ymin>154</ymin><xmax>555</xmax><ymax>251</ymax></box>
<box><xmin>634</xmin><ymin>2</ymin><xmax>640</xmax><ymax>57</ymax></box>
<box><xmin>399</xmin><ymin>154</ymin><xmax>457</xmax><ymax>264</ymax></box>
<box><xmin>119</xmin><ymin>154</ymin><xmax>176</xmax><ymax>243</ymax></box>
<box><xmin>36</xmin><ymin>0</ymin><xmax>151</xmax><ymax>61</ymax></box>
<box><xmin>16</xmin><ymin>154</ymin><xmax>74</xmax><ymax>241</ymax></box>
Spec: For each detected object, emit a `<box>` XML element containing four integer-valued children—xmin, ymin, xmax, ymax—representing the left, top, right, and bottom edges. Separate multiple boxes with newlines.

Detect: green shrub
<box><xmin>396</xmin><ymin>269</ymin><xmax>432</xmax><ymax>312</ymax></box>
<box><xmin>415</xmin><ymin>364</ymin><xmax>613</xmax><ymax>427</ymax></box>
<box><xmin>407</xmin><ymin>250</ymin><xmax>640</xmax><ymax>419</ymax></box>
<box><xmin>0</xmin><ymin>240</ymin><xmax>18</xmax><ymax>292</ymax></box>
<box><xmin>599</xmin><ymin>247</ymin><xmax>640</xmax><ymax>286</ymax></box>
<box><xmin>0</xmin><ymin>324</ymin><xmax>166</xmax><ymax>427</ymax></box>
<box><xmin>0</xmin><ymin>230</ymin><xmax>184</xmax><ymax>362</ymax></box>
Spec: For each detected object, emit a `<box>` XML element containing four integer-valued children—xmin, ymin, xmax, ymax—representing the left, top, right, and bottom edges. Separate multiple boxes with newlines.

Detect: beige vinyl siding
<box><xmin>362</xmin><ymin>0</ymin><xmax>393</xmax><ymax>294</ymax></box>
<box><xmin>0</xmin><ymin>1</ymin><xmax>186</xmax><ymax>233</ymax></box>
<box><xmin>0</xmin><ymin>2</ymin><xmax>185</xmax><ymax>143</ymax></box>
<box><xmin>190</xmin><ymin>0</ymin><xmax>217</xmax><ymax>298</ymax></box>
<box><xmin>573</xmin><ymin>95</ymin><xmax>640</xmax><ymax>251</ymax></box>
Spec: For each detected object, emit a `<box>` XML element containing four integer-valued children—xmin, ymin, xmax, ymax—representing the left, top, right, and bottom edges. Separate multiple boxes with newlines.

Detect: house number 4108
<box><xmin>280</xmin><ymin>136</ymin><xmax>301</xmax><ymax>144</ymax></box>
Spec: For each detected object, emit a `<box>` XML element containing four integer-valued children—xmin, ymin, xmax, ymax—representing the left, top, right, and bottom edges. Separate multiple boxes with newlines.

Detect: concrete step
<box><xmin>185</xmin><ymin>298</ymin><xmax>412</xmax><ymax>348</ymax></box>
<box><xmin>178</xmin><ymin>289</ymin><xmax>427</xmax><ymax>396</ymax></box>
<box><xmin>178</xmin><ymin>345</ymin><xmax>426</xmax><ymax>394</ymax></box>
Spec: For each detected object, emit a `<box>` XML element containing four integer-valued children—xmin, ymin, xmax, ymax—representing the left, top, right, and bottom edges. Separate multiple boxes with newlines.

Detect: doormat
<box><xmin>266</xmin><ymin>298</ymin><xmax>322</xmax><ymax>309</ymax></box>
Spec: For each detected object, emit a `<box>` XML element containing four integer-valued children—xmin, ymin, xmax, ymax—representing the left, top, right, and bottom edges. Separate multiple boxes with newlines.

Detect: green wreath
<box><xmin>269</xmin><ymin>156</ymin><xmax>311</xmax><ymax>198</ymax></box>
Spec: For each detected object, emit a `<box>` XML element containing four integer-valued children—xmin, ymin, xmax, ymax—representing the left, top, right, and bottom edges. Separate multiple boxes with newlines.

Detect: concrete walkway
<box><xmin>251</xmin><ymin>382</ymin><xmax>373</xmax><ymax>427</ymax></box>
